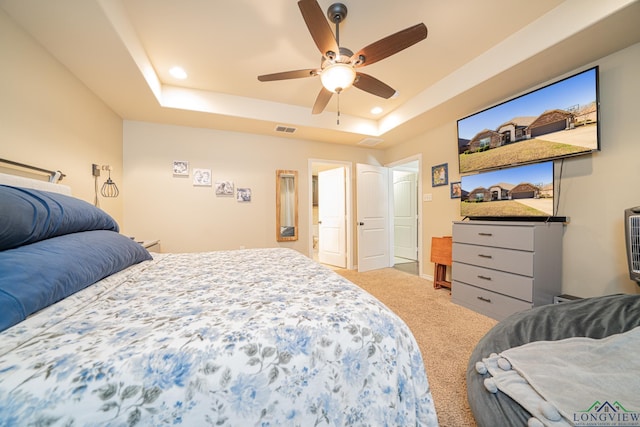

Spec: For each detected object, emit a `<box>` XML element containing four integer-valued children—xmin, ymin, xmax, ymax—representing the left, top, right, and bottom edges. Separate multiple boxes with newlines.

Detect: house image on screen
<box><xmin>465</xmin><ymin>182</ymin><xmax>542</xmax><ymax>202</ymax></box>
<box><xmin>465</xmin><ymin>108</ymin><xmax>585</xmax><ymax>153</ymax></box>
<box><xmin>527</xmin><ymin>110</ymin><xmax>575</xmax><ymax>138</ymax></box>
<box><xmin>497</xmin><ymin>117</ymin><xmax>536</xmax><ymax>144</ymax></box>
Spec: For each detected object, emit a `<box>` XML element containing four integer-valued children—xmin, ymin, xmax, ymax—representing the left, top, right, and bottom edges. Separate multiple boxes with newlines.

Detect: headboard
<box><xmin>0</xmin><ymin>172</ymin><xmax>72</xmax><ymax>195</ymax></box>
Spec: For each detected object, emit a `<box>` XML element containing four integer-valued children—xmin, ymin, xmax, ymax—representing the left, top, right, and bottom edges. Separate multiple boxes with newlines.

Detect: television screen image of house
<box><xmin>457</xmin><ymin>67</ymin><xmax>598</xmax><ymax>174</ymax></box>
<box><xmin>460</xmin><ymin>162</ymin><xmax>553</xmax><ymax>218</ymax></box>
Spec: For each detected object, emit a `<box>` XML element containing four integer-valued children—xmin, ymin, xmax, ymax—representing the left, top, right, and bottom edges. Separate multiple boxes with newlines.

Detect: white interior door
<box><xmin>318</xmin><ymin>167</ymin><xmax>346</xmax><ymax>267</ymax></box>
<box><xmin>357</xmin><ymin>163</ymin><xmax>390</xmax><ymax>272</ymax></box>
<box><xmin>393</xmin><ymin>171</ymin><xmax>418</xmax><ymax>261</ymax></box>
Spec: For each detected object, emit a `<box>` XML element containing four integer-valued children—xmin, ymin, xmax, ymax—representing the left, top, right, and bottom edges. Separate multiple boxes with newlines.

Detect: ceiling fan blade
<box><xmin>258</xmin><ymin>69</ymin><xmax>318</xmax><ymax>82</ymax></box>
<box><xmin>352</xmin><ymin>23</ymin><xmax>427</xmax><ymax>67</ymax></box>
<box><xmin>354</xmin><ymin>73</ymin><xmax>396</xmax><ymax>99</ymax></box>
<box><xmin>312</xmin><ymin>87</ymin><xmax>333</xmax><ymax>114</ymax></box>
<box><xmin>298</xmin><ymin>0</ymin><xmax>339</xmax><ymax>58</ymax></box>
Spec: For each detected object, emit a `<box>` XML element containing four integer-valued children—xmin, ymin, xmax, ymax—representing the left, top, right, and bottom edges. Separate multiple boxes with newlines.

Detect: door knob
<box><xmin>359</xmin><ymin>222</ymin><xmax>364</xmax><ymax>226</ymax></box>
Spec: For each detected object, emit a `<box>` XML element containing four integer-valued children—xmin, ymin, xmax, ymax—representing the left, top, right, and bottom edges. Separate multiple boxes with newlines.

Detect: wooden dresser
<box><xmin>451</xmin><ymin>221</ymin><xmax>563</xmax><ymax>320</ymax></box>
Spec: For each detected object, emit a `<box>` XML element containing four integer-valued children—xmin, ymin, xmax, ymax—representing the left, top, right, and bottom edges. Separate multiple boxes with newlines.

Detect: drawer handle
<box><xmin>478</xmin><ymin>254</ymin><xmax>493</xmax><ymax>259</ymax></box>
<box><xmin>478</xmin><ymin>232</ymin><xmax>493</xmax><ymax>236</ymax></box>
<box><xmin>477</xmin><ymin>275</ymin><xmax>492</xmax><ymax>281</ymax></box>
<box><xmin>477</xmin><ymin>296</ymin><xmax>492</xmax><ymax>303</ymax></box>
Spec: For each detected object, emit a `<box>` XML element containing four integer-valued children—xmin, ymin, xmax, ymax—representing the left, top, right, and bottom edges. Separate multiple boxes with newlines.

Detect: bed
<box><xmin>0</xmin><ymin>178</ymin><xmax>438</xmax><ymax>426</ymax></box>
<box><xmin>467</xmin><ymin>294</ymin><xmax>640</xmax><ymax>427</ymax></box>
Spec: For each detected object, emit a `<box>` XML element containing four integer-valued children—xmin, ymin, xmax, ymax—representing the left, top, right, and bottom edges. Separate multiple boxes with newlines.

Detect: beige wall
<box><xmin>122</xmin><ymin>120</ymin><xmax>383</xmax><ymax>259</ymax></box>
<box><xmin>0</xmin><ymin>9</ymin><xmax>124</xmax><ymax>223</ymax></box>
<box><xmin>3</xmin><ymin>1</ymin><xmax>639</xmax><ymax>297</ymax></box>
<box><xmin>385</xmin><ymin>42</ymin><xmax>640</xmax><ymax>297</ymax></box>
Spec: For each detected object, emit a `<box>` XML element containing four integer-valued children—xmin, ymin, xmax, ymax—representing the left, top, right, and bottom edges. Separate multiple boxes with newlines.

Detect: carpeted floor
<box><xmin>335</xmin><ymin>267</ymin><xmax>497</xmax><ymax>427</ymax></box>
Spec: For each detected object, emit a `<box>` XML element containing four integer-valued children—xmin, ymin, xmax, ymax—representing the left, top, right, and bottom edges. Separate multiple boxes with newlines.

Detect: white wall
<box><xmin>0</xmin><ymin>9</ymin><xmax>124</xmax><ymax>222</ymax></box>
<box><xmin>123</xmin><ymin>120</ymin><xmax>384</xmax><ymax>259</ymax></box>
<box><xmin>385</xmin><ymin>42</ymin><xmax>640</xmax><ymax>297</ymax></box>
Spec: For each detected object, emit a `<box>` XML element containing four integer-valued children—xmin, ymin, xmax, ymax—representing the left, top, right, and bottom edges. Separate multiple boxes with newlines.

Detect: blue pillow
<box><xmin>0</xmin><ymin>185</ymin><xmax>119</xmax><ymax>251</ymax></box>
<box><xmin>0</xmin><ymin>230</ymin><xmax>152</xmax><ymax>332</ymax></box>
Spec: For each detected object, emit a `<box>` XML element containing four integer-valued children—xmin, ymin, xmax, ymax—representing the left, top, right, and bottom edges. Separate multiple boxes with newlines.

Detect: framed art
<box><xmin>432</xmin><ymin>163</ymin><xmax>448</xmax><ymax>187</ymax></box>
<box><xmin>215</xmin><ymin>181</ymin><xmax>234</xmax><ymax>196</ymax></box>
<box><xmin>172</xmin><ymin>160</ymin><xmax>189</xmax><ymax>176</ymax></box>
<box><xmin>237</xmin><ymin>188</ymin><xmax>251</xmax><ymax>202</ymax></box>
<box><xmin>192</xmin><ymin>168</ymin><xmax>212</xmax><ymax>186</ymax></box>
<box><xmin>450</xmin><ymin>181</ymin><xmax>461</xmax><ymax>199</ymax></box>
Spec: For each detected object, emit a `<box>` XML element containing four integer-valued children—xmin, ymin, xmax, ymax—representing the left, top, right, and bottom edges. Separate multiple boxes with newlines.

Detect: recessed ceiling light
<box><xmin>371</xmin><ymin>107</ymin><xmax>383</xmax><ymax>115</ymax></box>
<box><xmin>169</xmin><ymin>66</ymin><xmax>188</xmax><ymax>80</ymax></box>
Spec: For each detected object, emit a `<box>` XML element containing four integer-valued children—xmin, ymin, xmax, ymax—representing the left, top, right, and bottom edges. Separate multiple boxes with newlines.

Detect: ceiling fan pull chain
<box><xmin>337</xmin><ymin>93</ymin><xmax>340</xmax><ymax>125</ymax></box>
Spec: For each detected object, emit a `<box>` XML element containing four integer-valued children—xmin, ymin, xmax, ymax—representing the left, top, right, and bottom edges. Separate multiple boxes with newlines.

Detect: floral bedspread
<box><xmin>0</xmin><ymin>248</ymin><xmax>438</xmax><ymax>426</ymax></box>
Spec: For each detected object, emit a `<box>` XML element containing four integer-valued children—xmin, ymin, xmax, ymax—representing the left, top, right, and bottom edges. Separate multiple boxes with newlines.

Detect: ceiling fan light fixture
<box><xmin>320</xmin><ymin>63</ymin><xmax>356</xmax><ymax>93</ymax></box>
<box><xmin>258</xmin><ymin>0</ymin><xmax>427</xmax><ymax>114</ymax></box>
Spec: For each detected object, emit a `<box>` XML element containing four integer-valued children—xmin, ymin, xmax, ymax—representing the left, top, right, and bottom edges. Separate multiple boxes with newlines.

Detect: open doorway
<box><xmin>308</xmin><ymin>159</ymin><xmax>352</xmax><ymax>270</ymax></box>
<box><xmin>388</xmin><ymin>156</ymin><xmax>422</xmax><ymax>276</ymax></box>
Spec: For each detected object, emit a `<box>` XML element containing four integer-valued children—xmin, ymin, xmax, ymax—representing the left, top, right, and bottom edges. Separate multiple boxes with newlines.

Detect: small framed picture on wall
<box><xmin>431</xmin><ymin>163</ymin><xmax>448</xmax><ymax>187</ymax></box>
<box><xmin>215</xmin><ymin>181</ymin><xmax>234</xmax><ymax>196</ymax></box>
<box><xmin>450</xmin><ymin>181</ymin><xmax>461</xmax><ymax>199</ymax></box>
<box><xmin>192</xmin><ymin>168</ymin><xmax>212</xmax><ymax>186</ymax></box>
<box><xmin>237</xmin><ymin>188</ymin><xmax>251</xmax><ymax>202</ymax></box>
<box><xmin>173</xmin><ymin>160</ymin><xmax>189</xmax><ymax>176</ymax></box>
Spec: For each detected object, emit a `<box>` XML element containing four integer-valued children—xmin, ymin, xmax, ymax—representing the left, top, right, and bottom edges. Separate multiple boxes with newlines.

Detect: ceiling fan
<box><xmin>257</xmin><ymin>0</ymin><xmax>428</xmax><ymax>115</ymax></box>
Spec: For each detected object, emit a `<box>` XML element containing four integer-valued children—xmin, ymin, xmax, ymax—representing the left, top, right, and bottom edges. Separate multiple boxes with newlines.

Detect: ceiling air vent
<box><xmin>358</xmin><ymin>137</ymin><xmax>384</xmax><ymax>147</ymax></box>
<box><xmin>275</xmin><ymin>125</ymin><xmax>297</xmax><ymax>134</ymax></box>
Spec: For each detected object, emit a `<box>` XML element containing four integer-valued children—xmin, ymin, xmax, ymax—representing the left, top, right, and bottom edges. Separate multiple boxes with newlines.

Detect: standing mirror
<box><xmin>276</xmin><ymin>170</ymin><xmax>298</xmax><ymax>241</ymax></box>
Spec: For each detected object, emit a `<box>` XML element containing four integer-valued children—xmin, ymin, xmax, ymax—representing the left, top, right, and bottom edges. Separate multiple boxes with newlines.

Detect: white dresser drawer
<box><xmin>452</xmin><ymin>281</ymin><xmax>532</xmax><ymax>321</ymax></box>
<box><xmin>453</xmin><ymin>223</ymin><xmax>534</xmax><ymax>251</ymax></box>
<box><xmin>453</xmin><ymin>243</ymin><xmax>534</xmax><ymax>276</ymax></box>
<box><xmin>452</xmin><ymin>262</ymin><xmax>533</xmax><ymax>302</ymax></box>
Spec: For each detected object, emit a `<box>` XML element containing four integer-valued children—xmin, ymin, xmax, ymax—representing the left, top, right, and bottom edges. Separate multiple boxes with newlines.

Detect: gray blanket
<box><xmin>467</xmin><ymin>294</ymin><xmax>640</xmax><ymax>427</ymax></box>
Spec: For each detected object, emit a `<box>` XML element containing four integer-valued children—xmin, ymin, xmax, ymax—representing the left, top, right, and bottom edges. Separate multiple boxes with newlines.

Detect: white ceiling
<box><xmin>2</xmin><ymin>0</ymin><xmax>639</xmax><ymax>149</ymax></box>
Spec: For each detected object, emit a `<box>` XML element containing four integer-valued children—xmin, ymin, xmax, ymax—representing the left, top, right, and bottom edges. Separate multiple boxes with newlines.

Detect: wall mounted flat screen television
<box><xmin>460</xmin><ymin>161</ymin><xmax>557</xmax><ymax>221</ymax></box>
<box><xmin>457</xmin><ymin>66</ymin><xmax>599</xmax><ymax>174</ymax></box>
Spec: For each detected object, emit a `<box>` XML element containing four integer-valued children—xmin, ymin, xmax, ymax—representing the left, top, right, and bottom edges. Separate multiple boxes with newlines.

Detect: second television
<box><xmin>457</xmin><ymin>66</ymin><xmax>600</xmax><ymax>175</ymax></box>
<box><xmin>460</xmin><ymin>161</ymin><xmax>555</xmax><ymax>220</ymax></box>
